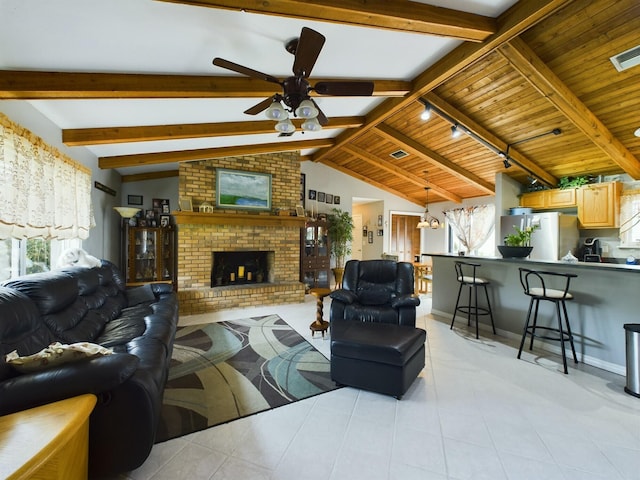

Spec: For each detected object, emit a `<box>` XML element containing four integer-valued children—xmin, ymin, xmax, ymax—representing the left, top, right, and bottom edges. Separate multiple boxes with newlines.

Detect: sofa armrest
<box><xmin>0</xmin><ymin>353</ymin><xmax>139</xmax><ymax>416</ymax></box>
<box><xmin>391</xmin><ymin>294</ymin><xmax>421</xmax><ymax>309</ymax></box>
<box><xmin>329</xmin><ymin>289</ymin><xmax>358</xmax><ymax>304</ymax></box>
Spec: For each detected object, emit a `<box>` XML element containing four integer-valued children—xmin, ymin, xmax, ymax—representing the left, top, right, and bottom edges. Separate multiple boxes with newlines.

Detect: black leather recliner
<box><xmin>329</xmin><ymin>260</ymin><xmax>425</xmax><ymax>398</ymax></box>
<box><xmin>329</xmin><ymin>259</ymin><xmax>419</xmax><ymax>325</ymax></box>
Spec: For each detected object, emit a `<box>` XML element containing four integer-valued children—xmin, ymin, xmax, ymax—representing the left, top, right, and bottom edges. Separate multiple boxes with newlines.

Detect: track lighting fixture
<box><xmin>420</xmin><ymin>104</ymin><xmax>432</xmax><ymax>120</ymax></box>
<box><xmin>415</xmin><ymin>97</ymin><xmax>559</xmax><ymax>188</ymax></box>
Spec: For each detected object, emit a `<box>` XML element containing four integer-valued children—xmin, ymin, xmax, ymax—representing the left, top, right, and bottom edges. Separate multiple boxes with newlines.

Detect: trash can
<box><xmin>624</xmin><ymin>324</ymin><xmax>640</xmax><ymax>397</ymax></box>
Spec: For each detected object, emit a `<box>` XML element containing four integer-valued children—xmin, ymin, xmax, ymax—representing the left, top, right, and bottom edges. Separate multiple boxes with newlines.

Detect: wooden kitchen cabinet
<box><xmin>546</xmin><ymin>188</ymin><xmax>577</xmax><ymax>209</ymax></box>
<box><xmin>519</xmin><ymin>190</ymin><xmax>545</xmax><ymax>208</ymax></box>
<box><xmin>576</xmin><ymin>181</ymin><xmax>622</xmax><ymax>228</ymax></box>
<box><xmin>519</xmin><ymin>188</ymin><xmax>577</xmax><ymax>209</ymax></box>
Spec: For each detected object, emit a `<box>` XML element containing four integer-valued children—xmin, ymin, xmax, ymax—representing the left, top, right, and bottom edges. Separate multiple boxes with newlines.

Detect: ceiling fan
<box><xmin>212</xmin><ymin>27</ymin><xmax>374</xmax><ymax>134</ymax></box>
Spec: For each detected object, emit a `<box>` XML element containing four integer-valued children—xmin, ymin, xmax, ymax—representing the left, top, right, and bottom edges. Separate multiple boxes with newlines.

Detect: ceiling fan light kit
<box><xmin>213</xmin><ymin>27</ymin><xmax>374</xmax><ymax>135</ymax></box>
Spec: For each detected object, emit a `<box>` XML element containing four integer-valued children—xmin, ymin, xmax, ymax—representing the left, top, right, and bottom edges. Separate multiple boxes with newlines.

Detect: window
<box><xmin>444</xmin><ymin>204</ymin><xmax>495</xmax><ymax>256</ymax></box>
<box><xmin>620</xmin><ymin>192</ymin><xmax>640</xmax><ymax>247</ymax></box>
<box><xmin>0</xmin><ymin>237</ymin><xmax>81</xmax><ymax>281</ymax></box>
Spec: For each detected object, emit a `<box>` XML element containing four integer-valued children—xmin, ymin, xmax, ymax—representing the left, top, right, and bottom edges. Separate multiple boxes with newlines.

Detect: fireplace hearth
<box><xmin>211</xmin><ymin>250</ymin><xmax>273</xmax><ymax>287</ymax></box>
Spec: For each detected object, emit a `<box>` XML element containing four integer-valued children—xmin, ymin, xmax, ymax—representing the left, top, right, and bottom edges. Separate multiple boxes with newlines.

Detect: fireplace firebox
<box><xmin>211</xmin><ymin>250</ymin><xmax>272</xmax><ymax>287</ymax></box>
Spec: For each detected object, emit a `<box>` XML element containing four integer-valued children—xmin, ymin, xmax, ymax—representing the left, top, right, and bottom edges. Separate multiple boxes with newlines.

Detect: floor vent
<box><xmin>610</xmin><ymin>44</ymin><xmax>640</xmax><ymax>72</ymax></box>
<box><xmin>390</xmin><ymin>149</ymin><xmax>409</xmax><ymax>160</ymax></box>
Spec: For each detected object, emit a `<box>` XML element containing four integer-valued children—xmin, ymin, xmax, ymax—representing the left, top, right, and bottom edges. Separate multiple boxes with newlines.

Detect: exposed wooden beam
<box><xmin>0</xmin><ymin>71</ymin><xmax>409</xmax><ymax>100</ymax></box>
<box><xmin>121</xmin><ymin>170</ymin><xmax>179</xmax><ymax>183</ymax></box>
<box><xmin>311</xmin><ymin>0</ymin><xmax>572</xmax><ymax>163</ymax></box>
<box><xmin>321</xmin><ymin>159</ymin><xmax>420</xmax><ymax>205</ymax></box>
<box><xmin>155</xmin><ymin>0</ymin><xmax>496</xmax><ymax>42</ymax></box>
<box><xmin>374</xmin><ymin>124</ymin><xmax>495</xmax><ymax>195</ymax></box>
<box><xmin>63</xmin><ymin>116</ymin><xmax>364</xmax><ymax>146</ymax></box>
<box><xmin>342</xmin><ymin>144</ymin><xmax>462</xmax><ymax>203</ymax></box>
<box><xmin>98</xmin><ymin>139</ymin><xmax>334</xmax><ymax>169</ymax></box>
<box><xmin>424</xmin><ymin>92</ymin><xmax>558</xmax><ymax>186</ymax></box>
<box><xmin>499</xmin><ymin>37</ymin><xmax>640</xmax><ymax>180</ymax></box>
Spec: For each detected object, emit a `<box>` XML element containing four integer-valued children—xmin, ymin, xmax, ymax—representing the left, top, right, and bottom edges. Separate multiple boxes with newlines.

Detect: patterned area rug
<box><xmin>155</xmin><ymin>314</ymin><xmax>338</xmax><ymax>443</ymax></box>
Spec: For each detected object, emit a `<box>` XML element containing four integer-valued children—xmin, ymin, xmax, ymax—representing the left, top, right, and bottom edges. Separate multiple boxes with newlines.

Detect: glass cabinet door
<box><xmin>161</xmin><ymin>229</ymin><xmax>174</xmax><ymax>280</ymax></box>
<box><xmin>317</xmin><ymin>225</ymin><xmax>328</xmax><ymax>257</ymax></box>
<box><xmin>132</xmin><ymin>229</ymin><xmax>157</xmax><ymax>282</ymax></box>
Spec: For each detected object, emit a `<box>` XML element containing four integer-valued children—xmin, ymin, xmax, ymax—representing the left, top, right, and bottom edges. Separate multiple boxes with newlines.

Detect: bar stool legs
<box><xmin>450</xmin><ymin>261</ymin><xmax>496</xmax><ymax>339</ymax></box>
<box><xmin>518</xmin><ymin>268</ymin><xmax>578</xmax><ymax>374</ymax></box>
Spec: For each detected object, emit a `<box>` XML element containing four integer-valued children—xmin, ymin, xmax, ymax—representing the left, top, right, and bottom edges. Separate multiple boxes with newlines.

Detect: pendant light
<box><xmin>417</xmin><ymin>172</ymin><xmax>440</xmax><ymax>229</ymax></box>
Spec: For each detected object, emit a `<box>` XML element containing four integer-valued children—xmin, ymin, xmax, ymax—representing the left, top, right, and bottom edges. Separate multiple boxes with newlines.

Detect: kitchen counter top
<box><xmin>427</xmin><ymin>253</ymin><xmax>640</xmax><ymax>273</ymax></box>
<box><xmin>428</xmin><ymin>253</ymin><xmax>640</xmax><ymax>375</ymax></box>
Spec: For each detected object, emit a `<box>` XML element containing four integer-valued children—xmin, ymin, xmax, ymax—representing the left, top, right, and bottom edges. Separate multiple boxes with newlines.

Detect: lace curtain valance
<box><xmin>444</xmin><ymin>204</ymin><xmax>495</xmax><ymax>254</ymax></box>
<box><xmin>0</xmin><ymin>113</ymin><xmax>95</xmax><ymax>240</ymax></box>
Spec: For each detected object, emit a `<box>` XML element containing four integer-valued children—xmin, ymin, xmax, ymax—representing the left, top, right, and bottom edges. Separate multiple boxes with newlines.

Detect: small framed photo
<box><xmin>334</xmin><ymin>196</ymin><xmax>340</xmax><ymax>205</ymax></box>
<box><xmin>127</xmin><ymin>195</ymin><xmax>143</xmax><ymax>206</ymax></box>
<box><xmin>368</xmin><ymin>230</ymin><xmax>374</xmax><ymax>243</ymax></box>
<box><xmin>160</xmin><ymin>215</ymin><xmax>170</xmax><ymax>228</ymax></box>
<box><xmin>153</xmin><ymin>198</ymin><xmax>170</xmax><ymax>214</ymax></box>
<box><xmin>363</xmin><ymin>227</ymin><xmax>368</xmax><ymax>236</ymax></box>
<box><xmin>377</xmin><ymin>229</ymin><xmax>384</xmax><ymax>236</ymax></box>
<box><xmin>377</xmin><ymin>214</ymin><xmax>383</xmax><ymax>227</ymax></box>
<box><xmin>317</xmin><ymin>191</ymin><xmax>326</xmax><ymax>202</ymax></box>
<box><xmin>295</xmin><ymin>205</ymin><xmax>305</xmax><ymax>217</ymax></box>
<box><xmin>325</xmin><ymin>193</ymin><xmax>333</xmax><ymax>204</ymax></box>
<box><xmin>179</xmin><ymin>198</ymin><xmax>193</xmax><ymax>212</ymax></box>
<box><xmin>145</xmin><ymin>209</ymin><xmax>156</xmax><ymax>220</ymax></box>
<box><xmin>309</xmin><ymin>189</ymin><xmax>317</xmax><ymax>200</ymax></box>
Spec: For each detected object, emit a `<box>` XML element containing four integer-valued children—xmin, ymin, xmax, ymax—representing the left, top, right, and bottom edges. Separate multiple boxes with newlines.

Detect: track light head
<box><xmin>420</xmin><ymin>103</ymin><xmax>432</xmax><ymax>121</ymax></box>
<box><xmin>451</xmin><ymin>124</ymin><xmax>462</xmax><ymax>139</ymax></box>
<box><xmin>503</xmin><ymin>158</ymin><xmax>512</xmax><ymax>169</ymax></box>
<box><xmin>552</xmin><ymin>128</ymin><xmax>561</xmax><ymax>135</ymax></box>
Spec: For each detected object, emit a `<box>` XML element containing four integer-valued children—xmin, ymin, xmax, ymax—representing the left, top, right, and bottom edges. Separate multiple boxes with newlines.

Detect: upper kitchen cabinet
<box><xmin>519</xmin><ymin>188</ymin><xmax>577</xmax><ymax>210</ymax></box>
<box><xmin>576</xmin><ymin>181</ymin><xmax>622</xmax><ymax>228</ymax></box>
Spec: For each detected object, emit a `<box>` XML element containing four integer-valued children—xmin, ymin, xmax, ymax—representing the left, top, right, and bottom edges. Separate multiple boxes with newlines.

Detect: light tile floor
<box><xmin>105</xmin><ymin>295</ymin><xmax>640</xmax><ymax>480</ymax></box>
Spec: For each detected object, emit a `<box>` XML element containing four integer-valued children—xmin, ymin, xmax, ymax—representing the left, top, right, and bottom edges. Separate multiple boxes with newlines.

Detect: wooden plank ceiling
<box><xmin>2</xmin><ymin>0</ymin><xmax>639</xmax><ymax>206</ymax></box>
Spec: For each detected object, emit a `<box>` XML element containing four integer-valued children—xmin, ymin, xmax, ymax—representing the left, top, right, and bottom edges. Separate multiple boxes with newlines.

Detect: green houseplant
<box><xmin>498</xmin><ymin>224</ymin><xmax>539</xmax><ymax>258</ymax></box>
<box><xmin>327</xmin><ymin>208</ymin><xmax>354</xmax><ymax>287</ymax></box>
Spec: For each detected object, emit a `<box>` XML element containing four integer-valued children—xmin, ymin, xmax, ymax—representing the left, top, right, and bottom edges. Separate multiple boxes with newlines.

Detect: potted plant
<box><xmin>498</xmin><ymin>224</ymin><xmax>539</xmax><ymax>258</ymax></box>
<box><xmin>327</xmin><ymin>208</ymin><xmax>354</xmax><ymax>287</ymax></box>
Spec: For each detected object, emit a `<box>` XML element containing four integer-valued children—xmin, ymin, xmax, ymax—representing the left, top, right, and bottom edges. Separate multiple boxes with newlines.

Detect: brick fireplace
<box><xmin>174</xmin><ymin>152</ymin><xmax>306</xmax><ymax>315</ymax></box>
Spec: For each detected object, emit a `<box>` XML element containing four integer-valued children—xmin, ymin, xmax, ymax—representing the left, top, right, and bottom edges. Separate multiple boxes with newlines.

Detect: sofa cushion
<box><xmin>3</xmin><ymin>271</ymin><xmax>78</xmax><ymax>315</ymax></box>
<box><xmin>343</xmin><ymin>304</ymin><xmax>400</xmax><ymax>324</ymax></box>
<box><xmin>126</xmin><ymin>284</ymin><xmax>156</xmax><ymax>306</ymax></box>
<box><xmin>0</xmin><ymin>287</ymin><xmax>56</xmax><ymax>362</ymax></box>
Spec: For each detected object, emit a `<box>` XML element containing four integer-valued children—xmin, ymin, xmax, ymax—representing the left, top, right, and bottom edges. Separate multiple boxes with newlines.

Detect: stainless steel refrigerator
<box><xmin>499</xmin><ymin>212</ymin><xmax>579</xmax><ymax>261</ymax></box>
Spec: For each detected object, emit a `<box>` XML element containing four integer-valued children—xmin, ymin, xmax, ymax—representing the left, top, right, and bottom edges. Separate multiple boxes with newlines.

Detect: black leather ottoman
<box><xmin>330</xmin><ymin>321</ymin><xmax>426</xmax><ymax>399</ymax></box>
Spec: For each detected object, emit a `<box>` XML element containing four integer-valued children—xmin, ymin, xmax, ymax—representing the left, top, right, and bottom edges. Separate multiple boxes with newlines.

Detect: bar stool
<box><xmin>517</xmin><ymin>268</ymin><xmax>578</xmax><ymax>374</ymax></box>
<box><xmin>451</xmin><ymin>261</ymin><xmax>496</xmax><ymax>339</ymax></box>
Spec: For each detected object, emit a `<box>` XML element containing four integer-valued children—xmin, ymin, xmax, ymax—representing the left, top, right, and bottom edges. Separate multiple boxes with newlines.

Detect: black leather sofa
<box><xmin>0</xmin><ymin>260</ymin><xmax>178</xmax><ymax>477</ymax></box>
<box><xmin>329</xmin><ymin>260</ymin><xmax>425</xmax><ymax>398</ymax></box>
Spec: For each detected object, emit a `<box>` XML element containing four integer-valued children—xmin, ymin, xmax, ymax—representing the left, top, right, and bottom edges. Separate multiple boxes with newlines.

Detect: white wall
<box><xmin>301</xmin><ymin>161</ymin><xmax>423</xmax><ymax>258</ymax></box>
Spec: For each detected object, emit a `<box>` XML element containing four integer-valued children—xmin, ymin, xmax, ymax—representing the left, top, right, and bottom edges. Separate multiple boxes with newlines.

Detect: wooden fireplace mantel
<box><xmin>172</xmin><ymin>211</ymin><xmax>306</xmax><ymax>228</ymax></box>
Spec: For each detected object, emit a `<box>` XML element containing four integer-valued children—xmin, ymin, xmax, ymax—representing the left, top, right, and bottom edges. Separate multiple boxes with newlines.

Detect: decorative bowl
<box><xmin>498</xmin><ymin>245</ymin><xmax>533</xmax><ymax>258</ymax></box>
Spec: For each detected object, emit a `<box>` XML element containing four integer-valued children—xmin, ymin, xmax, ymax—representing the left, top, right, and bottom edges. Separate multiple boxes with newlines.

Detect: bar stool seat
<box><xmin>517</xmin><ymin>268</ymin><xmax>578</xmax><ymax>374</ymax></box>
<box><xmin>451</xmin><ymin>261</ymin><xmax>496</xmax><ymax>339</ymax></box>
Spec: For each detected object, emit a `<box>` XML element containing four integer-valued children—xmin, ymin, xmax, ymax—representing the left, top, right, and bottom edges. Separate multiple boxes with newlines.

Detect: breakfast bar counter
<box><xmin>428</xmin><ymin>253</ymin><xmax>640</xmax><ymax>374</ymax></box>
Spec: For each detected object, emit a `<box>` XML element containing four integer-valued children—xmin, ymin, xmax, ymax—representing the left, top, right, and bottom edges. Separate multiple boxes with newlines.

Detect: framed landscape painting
<box><xmin>216</xmin><ymin>168</ymin><xmax>271</xmax><ymax>210</ymax></box>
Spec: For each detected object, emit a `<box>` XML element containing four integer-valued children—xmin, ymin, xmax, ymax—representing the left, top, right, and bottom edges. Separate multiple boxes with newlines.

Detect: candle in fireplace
<box><xmin>238</xmin><ymin>266</ymin><xmax>245</xmax><ymax>278</ymax></box>
<box><xmin>230</xmin><ymin>272</ymin><xmax>235</xmax><ymax>282</ymax></box>
<box><xmin>247</xmin><ymin>271</ymin><xmax>252</xmax><ymax>281</ymax></box>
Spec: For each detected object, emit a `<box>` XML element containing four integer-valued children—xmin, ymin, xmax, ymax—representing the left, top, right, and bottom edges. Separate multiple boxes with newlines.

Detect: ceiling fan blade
<box><xmin>244</xmin><ymin>96</ymin><xmax>276</xmax><ymax>115</ymax></box>
<box><xmin>213</xmin><ymin>58</ymin><xmax>281</xmax><ymax>84</ymax></box>
<box><xmin>314</xmin><ymin>81</ymin><xmax>374</xmax><ymax>96</ymax></box>
<box><xmin>311</xmin><ymin>99</ymin><xmax>329</xmax><ymax>126</ymax></box>
<box><xmin>292</xmin><ymin>27</ymin><xmax>325</xmax><ymax>78</ymax></box>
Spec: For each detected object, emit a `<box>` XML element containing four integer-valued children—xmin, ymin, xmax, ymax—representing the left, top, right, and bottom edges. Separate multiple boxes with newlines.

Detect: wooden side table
<box><xmin>0</xmin><ymin>394</ymin><xmax>97</xmax><ymax>480</ymax></box>
<box><xmin>309</xmin><ymin>287</ymin><xmax>332</xmax><ymax>338</ymax></box>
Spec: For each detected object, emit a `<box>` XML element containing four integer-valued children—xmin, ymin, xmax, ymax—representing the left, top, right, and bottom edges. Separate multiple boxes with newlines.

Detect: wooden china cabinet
<box><xmin>123</xmin><ymin>226</ymin><xmax>177</xmax><ymax>288</ymax></box>
<box><xmin>300</xmin><ymin>219</ymin><xmax>331</xmax><ymax>290</ymax></box>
